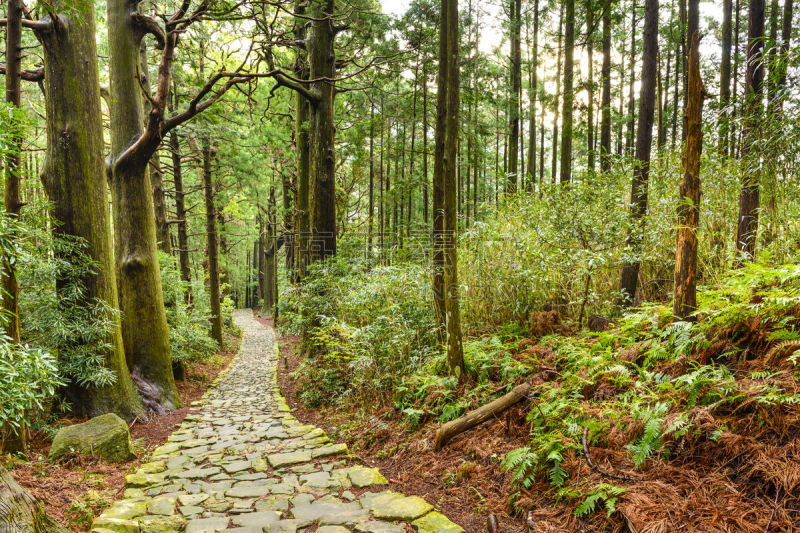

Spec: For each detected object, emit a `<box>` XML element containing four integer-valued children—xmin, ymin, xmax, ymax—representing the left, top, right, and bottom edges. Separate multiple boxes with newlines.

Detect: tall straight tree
<box><xmin>551</xmin><ymin>4</ymin><xmax>565</xmax><ymax>181</ymax></box>
<box><xmin>507</xmin><ymin>0</ymin><xmax>522</xmax><ymax>192</ymax></box>
<box><xmin>202</xmin><ymin>141</ymin><xmax>223</xmax><ymax>344</ymax></box>
<box><xmin>625</xmin><ymin>3</ymin><xmax>638</xmax><ymax>154</ymax></box>
<box><xmin>719</xmin><ymin>0</ymin><xmax>733</xmax><ymax>154</ymax></box>
<box><xmin>735</xmin><ymin>0</ymin><xmax>766</xmax><ymax>264</ymax></box>
<box><xmin>559</xmin><ymin>0</ymin><xmax>575</xmax><ymax>185</ymax></box>
<box><xmin>599</xmin><ymin>0</ymin><xmax>612</xmax><ymax>171</ymax></box>
<box><xmin>3</xmin><ymin>0</ymin><xmax>23</xmax><ymax>343</ymax></box>
<box><xmin>674</xmin><ymin>0</ymin><xmax>703</xmax><ymax>320</ymax></box>
<box><xmin>308</xmin><ymin>0</ymin><xmax>338</xmax><ymax>261</ymax></box>
<box><xmin>434</xmin><ymin>0</ymin><xmax>465</xmax><ymax>379</ymax></box>
<box><xmin>169</xmin><ymin>89</ymin><xmax>193</xmax><ymax>305</ymax></box>
<box><xmin>526</xmin><ymin>0</ymin><xmax>540</xmax><ymax>186</ymax></box>
<box><xmin>586</xmin><ymin>0</ymin><xmax>595</xmax><ymax>174</ymax></box>
<box><xmin>619</xmin><ymin>0</ymin><xmax>658</xmax><ymax>304</ymax></box>
<box><xmin>293</xmin><ymin>0</ymin><xmax>311</xmax><ymax>278</ymax></box>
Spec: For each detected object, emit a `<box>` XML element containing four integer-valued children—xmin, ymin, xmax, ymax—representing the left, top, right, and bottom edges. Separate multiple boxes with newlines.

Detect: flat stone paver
<box><xmin>92</xmin><ymin>310</ymin><xmax>463</xmax><ymax>532</ymax></box>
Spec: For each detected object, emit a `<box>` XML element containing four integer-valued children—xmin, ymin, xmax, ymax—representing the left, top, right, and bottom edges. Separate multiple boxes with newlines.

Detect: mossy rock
<box><xmin>49</xmin><ymin>413</ymin><xmax>135</xmax><ymax>464</ymax></box>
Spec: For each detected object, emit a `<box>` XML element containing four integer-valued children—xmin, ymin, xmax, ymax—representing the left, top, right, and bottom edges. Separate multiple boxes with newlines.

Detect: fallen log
<box><xmin>434</xmin><ymin>383</ymin><xmax>531</xmax><ymax>451</ymax></box>
<box><xmin>0</xmin><ymin>466</ymin><xmax>68</xmax><ymax>532</ymax></box>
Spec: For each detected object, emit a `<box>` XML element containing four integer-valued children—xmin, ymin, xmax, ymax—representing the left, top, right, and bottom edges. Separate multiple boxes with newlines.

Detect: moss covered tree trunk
<box><xmin>202</xmin><ymin>142</ymin><xmax>223</xmax><ymax>345</ymax></box>
<box><xmin>294</xmin><ymin>1</ymin><xmax>311</xmax><ymax>280</ymax></box>
<box><xmin>308</xmin><ymin>0</ymin><xmax>337</xmax><ymax>262</ymax></box>
<box><xmin>432</xmin><ymin>0</ymin><xmax>448</xmax><ymax>342</ymax></box>
<box><xmin>107</xmin><ymin>0</ymin><xmax>179</xmax><ymax>411</ymax></box>
<box><xmin>37</xmin><ymin>3</ymin><xmax>144</xmax><ymax>419</ymax></box>
<box><xmin>437</xmin><ymin>0</ymin><xmax>465</xmax><ymax>380</ymax></box>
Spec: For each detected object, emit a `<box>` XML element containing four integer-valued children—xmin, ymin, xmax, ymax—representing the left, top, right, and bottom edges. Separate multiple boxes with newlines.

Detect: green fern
<box><xmin>574</xmin><ymin>483</ymin><xmax>627</xmax><ymax>518</ymax></box>
<box><xmin>502</xmin><ymin>447</ymin><xmax>537</xmax><ymax>489</ymax></box>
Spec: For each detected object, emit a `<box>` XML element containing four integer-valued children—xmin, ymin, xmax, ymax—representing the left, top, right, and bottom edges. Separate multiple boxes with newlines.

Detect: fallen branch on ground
<box><xmin>434</xmin><ymin>383</ymin><xmax>531</xmax><ymax>451</ymax></box>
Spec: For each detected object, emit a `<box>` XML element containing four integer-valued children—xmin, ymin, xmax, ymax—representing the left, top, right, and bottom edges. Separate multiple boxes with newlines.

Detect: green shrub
<box><xmin>18</xmin><ymin>216</ymin><xmax>121</xmax><ymax>391</ymax></box>
<box><xmin>0</xmin><ymin>340</ymin><xmax>62</xmax><ymax>449</ymax></box>
<box><xmin>159</xmin><ymin>253</ymin><xmax>219</xmax><ymax>365</ymax></box>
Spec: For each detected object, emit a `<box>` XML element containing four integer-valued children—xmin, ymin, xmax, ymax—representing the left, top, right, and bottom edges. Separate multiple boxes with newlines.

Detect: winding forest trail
<box><xmin>91</xmin><ymin>310</ymin><xmax>462</xmax><ymax>533</ymax></box>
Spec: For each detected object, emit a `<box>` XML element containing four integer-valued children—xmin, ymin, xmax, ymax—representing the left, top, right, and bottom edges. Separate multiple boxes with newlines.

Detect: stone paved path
<box><xmin>91</xmin><ymin>310</ymin><xmax>463</xmax><ymax>533</ymax></box>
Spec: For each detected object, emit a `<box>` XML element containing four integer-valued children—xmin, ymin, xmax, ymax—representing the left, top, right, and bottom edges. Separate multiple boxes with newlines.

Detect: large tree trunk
<box><xmin>674</xmin><ymin>6</ymin><xmax>703</xmax><ymax>320</ymax></box>
<box><xmin>735</xmin><ymin>0</ymin><xmax>766</xmax><ymax>264</ymax></box>
<box><xmin>308</xmin><ymin>0</ymin><xmax>337</xmax><ymax>262</ymax></box>
<box><xmin>293</xmin><ymin>0</ymin><xmax>311</xmax><ymax>280</ymax></box>
<box><xmin>2</xmin><ymin>0</ymin><xmax>25</xmax><ymax>453</ymax></box>
<box><xmin>559</xmin><ymin>0</ymin><xmax>575</xmax><ymax>185</ymax></box>
<box><xmin>368</xmin><ymin>104</ymin><xmax>375</xmax><ymax>255</ymax></box>
<box><xmin>107</xmin><ymin>0</ymin><xmax>179</xmax><ymax>411</ymax></box>
<box><xmin>619</xmin><ymin>0</ymin><xmax>659</xmax><ymax>305</ymax></box>
<box><xmin>600</xmin><ymin>4</ymin><xmax>612</xmax><ymax>172</ymax></box>
<box><xmin>3</xmin><ymin>0</ymin><xmax>23</xmax><ymax>344</ymax></box>
<box><xmin>202</xmin><ymin>142</ymin><xmax>223</xmax><ymax>344</ymax></box>
<box><xmin>282</xmin><ymin>166</ymin><xmax>294</xmax><ymax>276</ymax></box>
<box><xmin>440</xmin><ymin>0</ymin><xmax>465</xmax><ymax>380</ymax></box>
<box><xmin>432</xmin><ymin>0</ymin><xmax>447</xmax><ymax>342</ymax></box>
<box><xmin>38</xmin><ymin>3</ymin><xmax>144</xmax><ymax>419</ymax></box>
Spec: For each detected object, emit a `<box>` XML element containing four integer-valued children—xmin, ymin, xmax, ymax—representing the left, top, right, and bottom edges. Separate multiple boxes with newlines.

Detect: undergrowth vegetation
<box><xmin>281</xmin><ymin>224</ymin><xmax>800</xmax><ymax>526</ymax></box>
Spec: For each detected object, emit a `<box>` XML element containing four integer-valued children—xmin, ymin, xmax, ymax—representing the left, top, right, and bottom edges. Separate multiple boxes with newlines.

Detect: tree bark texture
<box><xmin>308</xmin><ymin>0</ymin><xmax>337</xmax><ymax>262</ymax></box>
<box><xmin>673</xmin><ymin>29</ymin><xmax>703</xmax><ymax>320</ymax></box>
<box><xmin>559</xmin><ymin>0</ymin><xmax>575</xmax><ymax>185</ymax></box>
<box><xmin>107</xmin><ymin>0</ymin><xmax>179</xmax><ymax>411</ymax></box>
<box><xmin>0</xmin><ymin>466</ymin><xmax>69</xmax><ymax>532</ymax></box>
<box><xmin>600</xmin><ymin>4</ymin><xmax>612</xmax><ymax>171</ymax></box>
<box><xmin>735</xmin><ymin>0</ymin><xmax>765</xmax><ymax>264</ymax></box>
<box><xmin>38</xmin><ymin>2</ymin><xmax>144</xmax><ymax>419</ymax></box>
<box><xmin>507</xmin><ymin>0</ymin><xmax>521</xmax><ymax>193</ymax></box>
<box><xmin>619</xmin><ymin>0</ymin><xmax>658</xmax><ymax>304</ymax></box>
<box><xmin>170</xmin><ymin>128</ymin><xmax>193</xmax><ymax>305</ymax></box>
<box><xmin>3</xmin><ymin>0</ymin><xmax>23</xmax><ymax>343</ymax></box>
<box><xmin>202</xmin><ymin>142</ymin><xmax>223</xmax><ymax>344</ymax></box>
<box><xmin>440</xmin><ymin>0</ymin><xmax>466</xmax><ymax>380</ymax></box>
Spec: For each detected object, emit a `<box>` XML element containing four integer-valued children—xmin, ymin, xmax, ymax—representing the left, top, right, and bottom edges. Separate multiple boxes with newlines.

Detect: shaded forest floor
<box><xmin>3</xmin><ymin>333</ymin><xmax>240</xmax><ymax>532</ymax></box>
<box><xmin>270</xmin><ymin>263</ymin><xmax>800</xmax><ymax>532</ymax></box>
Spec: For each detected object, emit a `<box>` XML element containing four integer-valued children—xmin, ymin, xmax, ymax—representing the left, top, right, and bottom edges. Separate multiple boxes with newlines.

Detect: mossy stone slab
<box><xmin>411</xmin><ymin>512</ymin><xmax>465</xmax><ymax>533</ymax></box>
